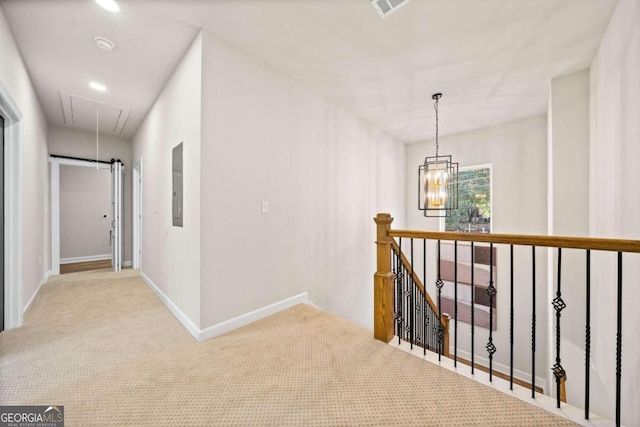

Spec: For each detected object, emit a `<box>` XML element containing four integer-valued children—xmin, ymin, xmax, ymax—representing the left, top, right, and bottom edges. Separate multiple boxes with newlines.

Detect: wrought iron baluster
<box><xmin>397</xmin><ymin>238</ymin><xmax>403</xmax><ymax>344</ymax></box>
<box><xmin>416</xmin><ymin>284</ymin><xmax>419</xmax><ymax>349</ymax></box>
<box><xmin>428</xmin><ymin>307</ymin><xmax>433</xmax><ymax>352</ymax></box>
<box><xmin>423</xmin><ymin>239</ymin><xmax>427</xmax><ymax>355</ymax></box>
<box><xmin>486</xmin><ymin>243</ymin><xmax>496</xmax><ymax>381</ymax></box>
<box><xmin>471</xmin><ymin>242</ymin><xmax>475</xmax><ymax>374</ymax></box>
<box><xmin>432</xmin><ymin>309</ymin><xmax>436</xmax><ymax>352</ymax></box>
<box><xmin>392</xmin><ymin>247</ymin><xmax>397</xmax><ymax>337</ymax></box>
<box><xmin>616</xmin><ymin>252</ymin><xmax>622</xmax><ymax>427</ymax></box>
<box><xmin>436</xmin><ymin>240</ymin><xmax>444</xmax><ymax>361</ymax></box>
<box><xmin>410</xmin><ymin>239</ymin><xmax>414</xmax><ymax>349</ymax></box>
<box><xmin>510</xmin><ymin>245</ymin><xmax>514</xmax><ymax>390</ymax></box>
<box><xmin>404</xmin><ymin>253</ymin><xmax>410</xmax><ymax>342</ymax></box>
<box><xmin>552</xmin><ymin>248</ymin><xmax>567</xmax><ymax>408</ymax></box>
<box><xmin>415</xmin><ymin>292</ymin><xmax>421</xmax><ymax>348</ymax></box>
<box><xmin>585</xmin><ymin>250</ymin><xmax>591</xmax><ymax>419</ymax></box>
<box><xmin>531</xmin><ymin>245</ymin><xmax>536</xmax><ymax>398</ymax></box>
<box><xmin>454</xmin><ymin>240</ymin><xmax>458</xmax><ymax>366</ymax></box>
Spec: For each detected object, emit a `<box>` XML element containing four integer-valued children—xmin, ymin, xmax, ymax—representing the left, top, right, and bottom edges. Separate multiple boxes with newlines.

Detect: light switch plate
<box><xmin>261</xmin><ymin>201</ymin><xmax>269</xmax><ymax>214</ymax></box>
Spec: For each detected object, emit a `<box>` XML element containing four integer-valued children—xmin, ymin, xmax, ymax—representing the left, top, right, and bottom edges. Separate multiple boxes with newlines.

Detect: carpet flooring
<box><xmin>0</xmin><ymin>270</ymin><xmax>577</xmax><ymax>426</ymax></box>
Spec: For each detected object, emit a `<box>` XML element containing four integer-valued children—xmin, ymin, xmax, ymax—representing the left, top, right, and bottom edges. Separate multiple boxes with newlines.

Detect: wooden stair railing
<box><xmin>373</xmin><ymin>213</ymin><xmax>395</xmax><ymax>342</ymax></box>
<box><xmin>374</xmin><ymin>213</ymin><xmax>640</xmax><ymax>424</ymax></box>
<box><xmin>393</xmin><ymin>234</ymin><xmax>559</xmax><ymax>397</ymax></box>
<box><xmin>374</xmin><ymin>213</ymin><xmax>450</xmax><ymax>355</ymax></box>
<box><xmin>390</xmin><ymin>239</ymin><xmax>450</xmax><ymax>357</ymax></box>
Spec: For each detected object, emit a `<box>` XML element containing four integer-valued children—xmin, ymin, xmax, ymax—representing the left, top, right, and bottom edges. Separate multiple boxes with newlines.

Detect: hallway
<box><xmin>0</xmin><ymin>270</ymin><xmax>575</xmax><ymax>426</ymax></box>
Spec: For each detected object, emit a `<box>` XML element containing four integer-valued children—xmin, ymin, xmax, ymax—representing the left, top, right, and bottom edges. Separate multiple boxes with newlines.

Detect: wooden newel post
<box><xmin>374</xmin><ymin>213</ymin><xmax>395</xmax><ymax>342</ymax></box>
<box><xmin>441</xmin><ymin>313</ymin><xmax>451</xmax><ymax>358</ymax></box>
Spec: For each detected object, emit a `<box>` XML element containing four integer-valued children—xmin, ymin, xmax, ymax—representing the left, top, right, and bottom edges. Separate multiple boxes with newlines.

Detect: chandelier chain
<box><xmin>434</xmin><ymin>95</ymin><xmax>439</xmax><ymax>158</ymax></box>
<box><xmin>419</xmin><ymin>91</ymin><xmax>457</xmax><ymax>217</ymax></box>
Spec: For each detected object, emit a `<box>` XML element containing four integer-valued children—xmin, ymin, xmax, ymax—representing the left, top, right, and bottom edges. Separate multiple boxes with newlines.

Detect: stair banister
<box><xmin>374</xmin><ymin>212</ymin><xmax>640</xmax><ymax>427</ymax></box>
<box><xmin>374</xmin><ymin>213</ymin><xmax>395</xmax><ymax>342</ymax></box>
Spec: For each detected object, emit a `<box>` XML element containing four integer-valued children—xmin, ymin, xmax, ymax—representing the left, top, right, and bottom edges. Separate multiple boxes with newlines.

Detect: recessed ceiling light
<box><xmin>89</xmin><ymin>82</ymin><xmax>107</xmax><ymax>92</ymax></box>
<box><xmin>94</xmin><ymin>36</ymin><xmax>115</xmax><ymax>51</ymax></box>
<box><xmin>95</xmin><ymin>0</ymin><xmax>120</xmax><ymax>13</ymax></box>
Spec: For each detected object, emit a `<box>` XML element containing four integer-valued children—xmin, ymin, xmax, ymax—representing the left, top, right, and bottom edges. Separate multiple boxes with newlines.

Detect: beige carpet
<box><xmin>0</xmin><ymin>270</ymin><xmax>576</xmax><ymax>426</ymax></box>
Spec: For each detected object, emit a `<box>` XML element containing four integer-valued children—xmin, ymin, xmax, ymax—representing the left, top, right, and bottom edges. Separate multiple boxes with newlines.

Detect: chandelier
<box><xmin>418</xmin><ymin>93</ymin><xmax>458</xmax><ymax>217</ymax></box>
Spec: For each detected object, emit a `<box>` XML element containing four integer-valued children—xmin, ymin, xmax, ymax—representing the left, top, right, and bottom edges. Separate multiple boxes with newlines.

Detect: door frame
<box><xmin>0</xmin><ymin>80</ymin><xmax>23</xmax><ymax>330</ymax></box>
<box><xmin>49</xmin><ymin>157</ymin><xmax>111</xmax><ymax>275</ymax></box>
<box><xmin>111</xmin><ymin>160</ymin><xmax>124</xmax><ymax>272</ymax></box>
<box><xmin>132</xmin><ymin>158</ymin><xmax>142</xmax><ymax>270</ymax></box>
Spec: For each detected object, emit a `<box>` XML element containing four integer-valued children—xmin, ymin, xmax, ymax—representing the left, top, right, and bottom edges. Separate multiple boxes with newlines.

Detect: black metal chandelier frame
<box><xmin>418</xmin><ymin>93</ymin><xmax>459</xmax><ymax>218</ymax></box>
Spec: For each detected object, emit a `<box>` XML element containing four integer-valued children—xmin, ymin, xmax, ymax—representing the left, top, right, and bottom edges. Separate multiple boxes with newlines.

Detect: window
<box><xmin>440</xmin><ymin>165</ymin><xmax>495</xmax><ymax>329</ymax></box>
<box><xmin>444</xmin><ymin>166</ymin><xmax>491</xmax><ymax>233</ymax></box>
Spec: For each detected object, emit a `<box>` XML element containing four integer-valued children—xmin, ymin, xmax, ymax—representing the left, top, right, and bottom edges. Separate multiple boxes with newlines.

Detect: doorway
<box><xmin>58</xmin><ymin>163</ymin><xmax>112</xmax><ymax>274</ymax></box>
<box><xmin>50</xmin><ymin>156</ymin><xmax>125</xmax><ymax>275</ymax></box>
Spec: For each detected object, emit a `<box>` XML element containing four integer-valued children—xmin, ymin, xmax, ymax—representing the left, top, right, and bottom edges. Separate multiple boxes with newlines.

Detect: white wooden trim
<box><xmin>140</xmin><ymin>270</ymin><xmax>309</xmax><ymax>343</ymax></box>
<box><xmin>60</xmin><ymin>254</ymin><xmax>111</xmax><ymax>264</ymax></box>
<box><xmin>132</xmin><ymin>159</ymin><xmax>142</xmax><ymax>270</ymax></box>
<box><xmin>50</xmin><ymin>163</ymin><xmax>60</xmax><ymax>275</ymax></box>
<box><xmin>139</xmin><ymin>271</ymin><xmax>200</xmax><ymax>340</ymax></box>
<box><xmin>23</xmin><ymin>270</ymin><xmax>50</xmax><ymax>314</ymax></box>
<box><xmin>50</xmin><ymin>156</ymin><xmax>124</xmax><ymax>276</ymax></box>
<box><xmin>451</xmin><ymin>347</ymin><xmax>548</xmax><ymax>394</ymax></box>
<box><xmin>1</xmin><ymin>79</ymin><xmax>24</xmax><ymax>330</ymax></box>
<box><xmin>198</xmin><ymin>292</ymin><xmax>309</xmax><ymax>342</ymax></box>
<box><xmin>303</xmin><ymin>299</ymin><xmax>320</xmax><ymax>310</ymax></box>
<box><xmin>392</xmin><ymin>339</ymin><xmax>610</xmax><ymax>427</ymax></box>
<box><xmin>111</xmin><ymin>161</ymin><xmax>124</xmax><ymax>272</ymax></box>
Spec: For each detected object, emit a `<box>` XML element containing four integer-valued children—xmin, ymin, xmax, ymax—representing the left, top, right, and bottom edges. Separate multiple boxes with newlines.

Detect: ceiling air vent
<box><xmin>370</xmin><ymin>0</ymin><xmax>412</xmax><ymax>18</ymax></box>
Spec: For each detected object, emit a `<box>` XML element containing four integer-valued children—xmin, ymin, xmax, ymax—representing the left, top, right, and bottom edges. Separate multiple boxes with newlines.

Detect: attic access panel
<box><xmin>59</xmin><ymin>91</ymin><xmax>130</xmax><ymax>135</ymax></box>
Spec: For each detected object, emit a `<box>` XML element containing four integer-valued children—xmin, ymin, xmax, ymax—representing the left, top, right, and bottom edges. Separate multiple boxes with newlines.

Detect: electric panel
<box><xmin>172</xmin><ymin>142</ymin><xmax>183</xmax><ymax>227</ymax></box>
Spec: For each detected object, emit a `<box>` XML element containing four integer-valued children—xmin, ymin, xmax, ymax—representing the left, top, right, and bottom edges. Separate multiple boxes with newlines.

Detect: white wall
<box><xmin>589</xmin><ymin>0</ymin><xmax>640</xmax><ymax>424</ymax></box>
<box><xmin>550</xmin><ymin>69</ymin><xmax>590</xmax><ymax>237</ymax></box>
<box><xmin>59</xmin><ymin>165</ymin><xmax>111</xmax><ymax>260</ymax></box>
<box><xmin>48</xmin><ymin>125</ymin><xmax>132</xmax><ymax>263</ymax></box>
<box><xmin>406</xmin><ymin>115</ymin><xmax>549</xmax><ymax>386</ymax></box>
<box><xmin>132</xmin><ymin>32</ymin><xmax>202</xmax><ymax>328</ymax></box>
<box><xmin>0</xmin><ymin>6</ymin><xmax>49</xmax><ymax>313</ymax></box>
<box><xmin>199</xmin><ymin>29</ymin><xmax>405</xmax><ymax>330</ymax></box>
<box><xmin>548</xmin><ymin>69</ymin><xmax>590</xmax><ymax>406</ymax></box>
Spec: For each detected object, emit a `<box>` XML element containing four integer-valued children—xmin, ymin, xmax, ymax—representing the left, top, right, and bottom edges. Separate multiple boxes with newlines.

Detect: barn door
<box><xmin>111</xmin><ymin>160</ymin><xmax>124</xmax><ymax>272</ymax></box>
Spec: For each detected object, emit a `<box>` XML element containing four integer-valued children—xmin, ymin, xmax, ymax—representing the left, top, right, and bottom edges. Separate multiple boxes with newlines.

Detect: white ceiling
<box><xmin>1</xmin><ymin>0</ymin><xmax>199</xmax><ymax>138</ymax></box>
<box><xmin>1</xmin><ymin>0</ymin><xmax>617</xmax><ymax>143</ymax></box>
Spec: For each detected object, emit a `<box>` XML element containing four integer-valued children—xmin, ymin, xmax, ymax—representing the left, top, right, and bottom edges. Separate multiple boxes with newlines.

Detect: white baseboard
<box><xmin>303</xmin><ymin>299</ymin><xmax>320</xmax><ymax>310</ymax></box>
<box><xmin>60</xmin><ymin>254</ymin><xmax>111</xmax><ymax>264</ymax></box>
<box><xmin>392</xmin><ymin>339</ymin><xmax>606</xmax><ymax>427</ymax></box>
<box><xmin>123</xmin><ymin>260</ymin><xmax>132</xmax><ymax>268</ymax></box>
<box><xmin>452</xmin><ymin>347</ymin><xmax>547</xmax><ymax>393</ymax></box>
<box><xmin>139</xmin><ymin>270</ymin><xmax>308</xmax><ymax>343</ymax></box>
<box><xmin>139</xmin><ymin>271</ymin><xmax>200</xmax><ymax>341</ymax></box>
<box><xmin>198</xmin><ymin>292</ymin><xmax>309</xmax><ymax>342</ymax></box>
<box><xmin>23</xmin><ymin>270</ymin><xmax>51</xmax><ymax>314</ymax></box>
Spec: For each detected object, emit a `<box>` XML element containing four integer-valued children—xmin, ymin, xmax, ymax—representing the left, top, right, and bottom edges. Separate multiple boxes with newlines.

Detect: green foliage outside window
<box><xmin>445</xmin><ymin>167</ymin><xmax>491</xmax><ymax>233</ymax></box>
